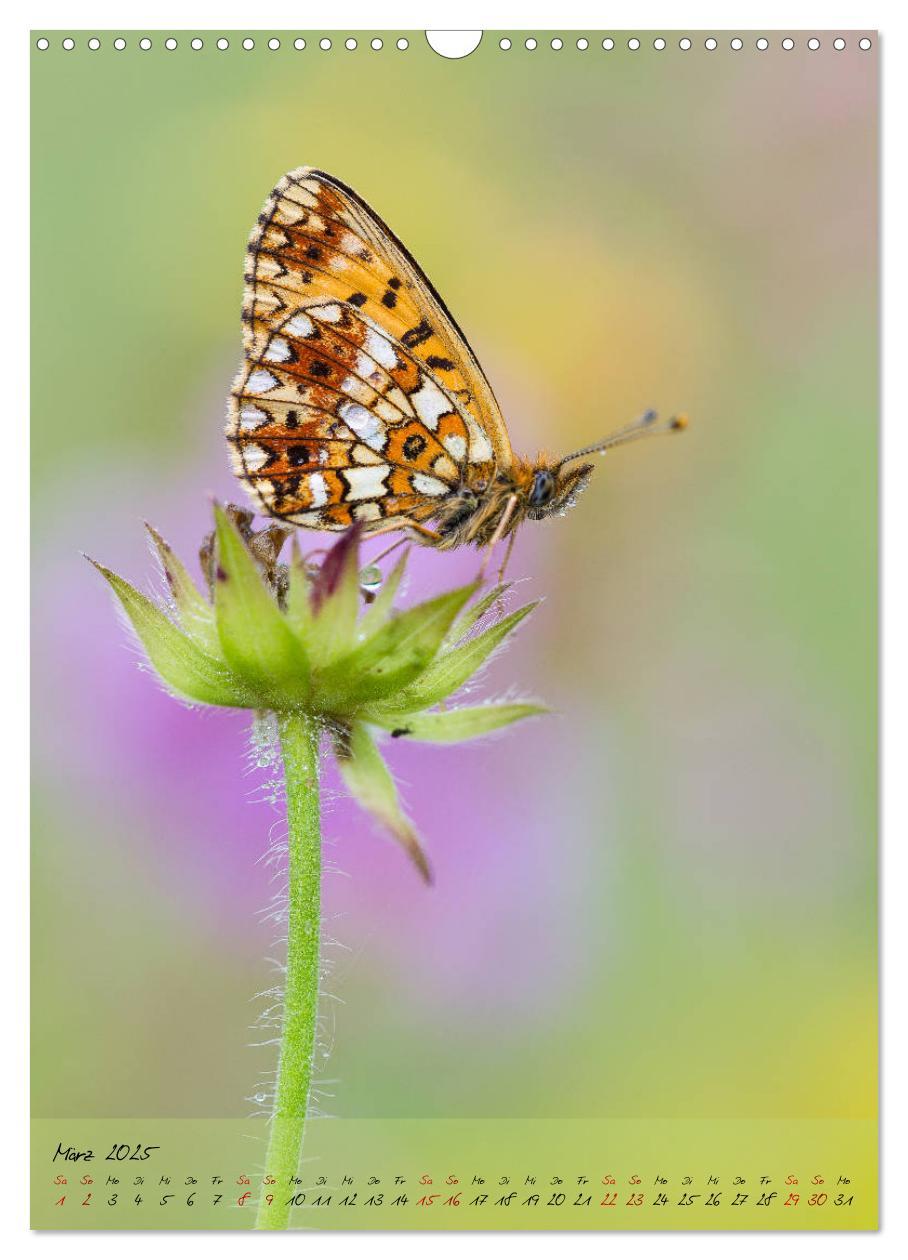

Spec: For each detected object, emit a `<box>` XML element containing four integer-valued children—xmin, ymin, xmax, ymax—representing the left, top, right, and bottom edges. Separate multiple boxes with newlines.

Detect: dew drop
<box><xmin>359</xmin><ymin>564</ymin><xmax>382</xmax><ymax>594</ymax></box>
<box><xmin>253</xmin><ymin>1092</ymin><xmax>267</xmax><ymax>1104</ymax></box>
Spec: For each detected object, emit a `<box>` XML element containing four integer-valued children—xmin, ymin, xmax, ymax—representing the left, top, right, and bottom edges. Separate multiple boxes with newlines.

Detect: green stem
<box><xmin>255</xmin><ymin>711</ymin><xmax>321</xmax><ymax>1231</ymax></box>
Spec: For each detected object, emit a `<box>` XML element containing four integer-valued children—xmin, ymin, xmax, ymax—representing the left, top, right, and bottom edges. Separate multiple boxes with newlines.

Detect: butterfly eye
<box><xmin>529</xmin><ymin>470</ymin><xmax>556</xmax><ymax>508</ymax></box>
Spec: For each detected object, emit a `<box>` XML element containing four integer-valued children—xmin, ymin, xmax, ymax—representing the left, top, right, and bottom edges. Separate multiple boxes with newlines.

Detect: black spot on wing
<box><xmin>401</xmin><ymin>319</ymin><xmax>433</xmax><ymax>349</ymax></box>
<box><xmin>403</xmin><ymin>433</ymin><xmax>427</xmax><ymax>460</ymax></box>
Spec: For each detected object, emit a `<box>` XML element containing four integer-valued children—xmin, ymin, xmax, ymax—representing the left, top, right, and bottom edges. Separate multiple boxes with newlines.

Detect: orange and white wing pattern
<box><xmin>227</xmin><ymin>168</ymin><xmax>511</xmax><ymax>531</ymax></box>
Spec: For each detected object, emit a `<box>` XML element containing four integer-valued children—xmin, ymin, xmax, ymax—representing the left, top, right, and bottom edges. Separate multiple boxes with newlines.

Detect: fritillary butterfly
<box><xmin>227</xmin><ymin>168</ymin><xmax>686</xmax><ymax>560</ymax></box>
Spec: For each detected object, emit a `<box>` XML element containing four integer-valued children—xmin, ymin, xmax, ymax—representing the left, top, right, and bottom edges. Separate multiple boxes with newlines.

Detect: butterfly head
<box><xmin>527</xmin><ymin>410</ymin><xmax>689</xmax><ymax>522</ymax></box>
<box><xmin>525</xmin><ymin>462</ymin><xmax>594</xmax><ymax>521</ymax></box>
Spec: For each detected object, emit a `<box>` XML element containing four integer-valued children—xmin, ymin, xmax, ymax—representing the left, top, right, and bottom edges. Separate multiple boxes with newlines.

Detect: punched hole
<box><xmin>425</xmin><ymin>30</ymin><xmax>482</xmax><ymax>58</ymax></box>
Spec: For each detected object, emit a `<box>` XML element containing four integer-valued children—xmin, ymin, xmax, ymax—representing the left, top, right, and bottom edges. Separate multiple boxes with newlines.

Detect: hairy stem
<box><xmin>255</xmin><ymin>711</ymin><xmax>321</xmax><ymax>1231</ymax></box>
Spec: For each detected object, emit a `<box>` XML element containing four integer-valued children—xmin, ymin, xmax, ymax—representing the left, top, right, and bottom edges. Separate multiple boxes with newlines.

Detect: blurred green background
<box><xmin>32</xmin><ymin>31</ymin><xmax>876</xmax><ymax>1136</ymax></box>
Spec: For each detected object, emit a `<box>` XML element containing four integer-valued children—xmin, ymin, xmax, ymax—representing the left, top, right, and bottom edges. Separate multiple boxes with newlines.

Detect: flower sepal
<box><xmin>211</xmin><ymin>503</ymin><xmax>312</xmax><ymax>707</ymax></box>
<box><xmin>87</xmin><ymin>558</ymin><xmax>254</xmax><ymax>708</ymax></box>
<box><xmin>365</xmin><ymin>702</ymin><xmax>548</xmax><ymax>743</ymax></box>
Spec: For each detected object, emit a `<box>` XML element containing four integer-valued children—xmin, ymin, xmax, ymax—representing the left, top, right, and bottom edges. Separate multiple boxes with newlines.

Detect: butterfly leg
<box><xmin>477</xmin><ymin>494</ymin><xmax>519</xmax><ymax>582</ymax></box>
<box><xmin>496</xmin><ymin>528</ymin><xmax>518</xmax><ymax>584</ymax></box>
<box><xmin>367</xmin><ymin>517</ymin><xmax>443</xmax><ymax>546</ymax></box>
<box><xmin>368</xmin><ymin>535</ymin><xmax>410</xmax><ymax>567</ymax></box>
<box><xmin>402</xmin><ymin>521</ymin><xmax>443</xmax><ymax>545</ymax></box>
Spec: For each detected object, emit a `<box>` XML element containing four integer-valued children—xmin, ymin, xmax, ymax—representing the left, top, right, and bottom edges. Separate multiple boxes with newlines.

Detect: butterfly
<box><xmin>227</xmin><ymin>168</ymin><xmax>686</xmax><ymax>567</ymax></box>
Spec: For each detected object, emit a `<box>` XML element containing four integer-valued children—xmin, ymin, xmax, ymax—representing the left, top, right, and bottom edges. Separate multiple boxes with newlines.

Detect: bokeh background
<box><xmin>32</xmin><ymin>32</ymin><xmax>877</xmax><ymax>1129</ymax></box>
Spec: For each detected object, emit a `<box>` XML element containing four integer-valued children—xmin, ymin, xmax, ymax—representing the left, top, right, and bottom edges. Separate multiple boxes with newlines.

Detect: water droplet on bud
<box><xmin>359</xmin><ymin>564</ymin><xmax>382</xmax><ymax>595</ymax></box>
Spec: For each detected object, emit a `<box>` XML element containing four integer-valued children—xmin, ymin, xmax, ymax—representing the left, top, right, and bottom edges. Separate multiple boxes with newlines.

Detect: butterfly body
<box><xmin>419</xmin><ymin>455</ymin><xmax>593</xmax><ymax>550</ymax></box>
<box><xmin>227</xmin><ymin>168</ymin><xmax>685</xmax><ymax>554</ymax></box>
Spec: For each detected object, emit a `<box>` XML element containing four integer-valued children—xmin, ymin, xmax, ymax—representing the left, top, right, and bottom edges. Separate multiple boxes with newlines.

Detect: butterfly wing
<box><xmin>228</xmin><ymin>168</ymin><xmax>512</xmax><ymax>531</ymax></box>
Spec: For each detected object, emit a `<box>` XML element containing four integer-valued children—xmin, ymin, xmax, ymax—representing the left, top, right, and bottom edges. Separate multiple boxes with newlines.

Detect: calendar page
<box><xmin>30</xmin><ymin>27</ymin><xmax>878</xmax><ymax>1232</ymax></box>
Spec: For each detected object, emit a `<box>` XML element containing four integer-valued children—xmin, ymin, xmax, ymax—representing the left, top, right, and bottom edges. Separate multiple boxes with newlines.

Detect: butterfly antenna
<box><xmin>557</xmin><ymin>410</ymin><xmax>688</xmax><ymax>467</ymax></box>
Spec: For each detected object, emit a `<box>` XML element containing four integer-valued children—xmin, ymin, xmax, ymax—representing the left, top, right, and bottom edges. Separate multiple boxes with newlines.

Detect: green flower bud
<box><xmin>89</xmin><ymin>503</ymin><xmax>546</xmax><ymax>877</ymax></box>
